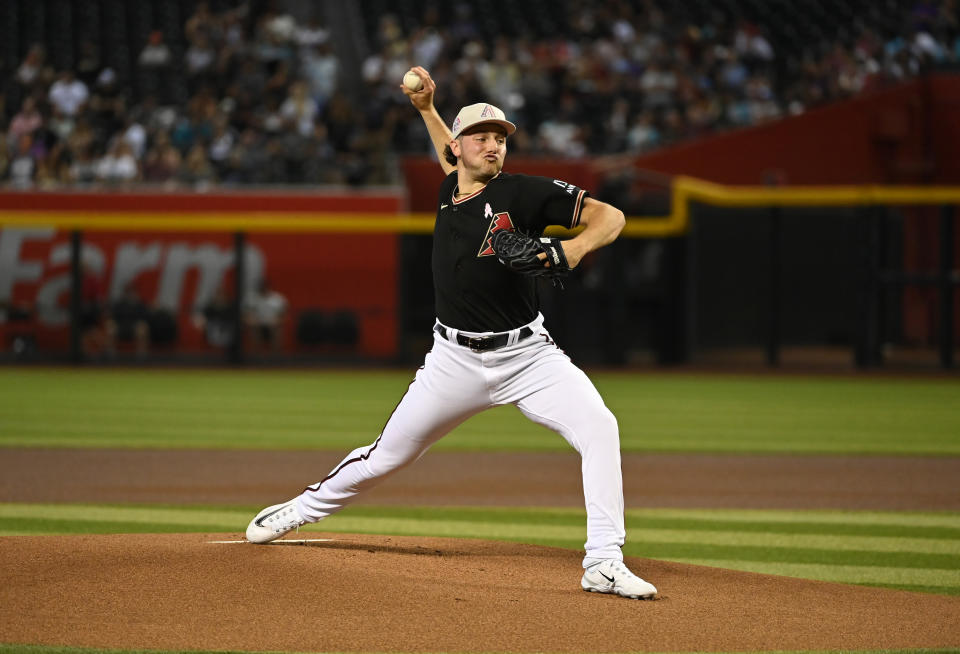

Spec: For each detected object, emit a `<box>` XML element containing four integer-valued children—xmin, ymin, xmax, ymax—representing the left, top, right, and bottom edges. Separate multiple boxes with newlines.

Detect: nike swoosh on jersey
<box><xmin>441</xmin><ymin>204</ymin><xmax>449</xmax><ymax>210</ymax></box>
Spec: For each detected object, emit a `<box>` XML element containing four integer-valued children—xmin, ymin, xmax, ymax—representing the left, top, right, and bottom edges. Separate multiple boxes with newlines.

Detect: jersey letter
<box><xmin>552</xmin><ymin>179</ymin><xmax>577</xmax><ymax>194</ymax></box>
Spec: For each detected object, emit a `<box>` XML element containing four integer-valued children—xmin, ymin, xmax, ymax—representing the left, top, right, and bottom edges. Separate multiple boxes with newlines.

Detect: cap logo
<box><xmin>480</xmin><ymin>104</ymin><xmax>497</xmax><ymax>118</ymax></box>
<box><xmin>452</xmin><ymin>116</ymin><xmax>461</xmax><ymax>132</ymax></box>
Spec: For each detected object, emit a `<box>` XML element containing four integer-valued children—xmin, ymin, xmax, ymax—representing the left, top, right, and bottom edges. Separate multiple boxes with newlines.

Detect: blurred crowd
<box><xmin>1</xmin><ymin>0</ymin><xmax>958</xmax><ymax>190</ymax></box>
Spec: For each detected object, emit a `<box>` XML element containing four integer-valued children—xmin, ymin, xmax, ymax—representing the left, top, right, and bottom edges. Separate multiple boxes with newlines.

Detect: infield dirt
<box><xmin>3</xmin><ymin>448</ymin><xmax>960</xmax><ymax>509</ymax></box>
<box><xmin>1</xmin><ymin>448</ymin><xmax>959</xmax><ymax>652</ymax></box>
<box><xmin>2</xmin><ymin>532</ymin><xmax>960</xmax><ymax>652</ymax></box>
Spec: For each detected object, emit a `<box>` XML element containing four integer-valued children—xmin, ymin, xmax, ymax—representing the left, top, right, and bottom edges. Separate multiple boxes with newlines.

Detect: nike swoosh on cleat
<box><xmin>255</xmin><ymin>506</ymin><xmax>286</xmax><ymax>527</ymax></box>
<box><xmin>599</xmin><ymin>571</ymin><xmax>615</xmax><ymax>583</ymax></box>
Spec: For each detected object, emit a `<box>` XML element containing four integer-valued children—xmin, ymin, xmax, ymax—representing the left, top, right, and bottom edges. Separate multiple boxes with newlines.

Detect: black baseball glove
<box><xmin>492</xmin><ymin>230</ymin><xmax>571</xmax><ymax>280</ymax></box>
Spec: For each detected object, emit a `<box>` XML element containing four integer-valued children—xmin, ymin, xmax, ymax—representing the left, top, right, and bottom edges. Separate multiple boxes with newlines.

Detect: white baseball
<box><xmin>403</xmin><ymin>70</ymin><xmax>424</xmax><ymax>92</ymax></box>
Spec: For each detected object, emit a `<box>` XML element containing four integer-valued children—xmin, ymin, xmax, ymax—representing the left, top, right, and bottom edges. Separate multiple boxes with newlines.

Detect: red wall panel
<box><xmin>0</xmin><ymin>190</ymin><xmax>405</xmax><ymax>213</ymax></box>
<box><xmin>0</xmin><ymin>191</ymin><xmax>403</xmax><ymax>357</ymax></box>
<box><xmin>927</xmin><ymin>75</ymin><xmax>960</xmax><ymax>183</ymax></box>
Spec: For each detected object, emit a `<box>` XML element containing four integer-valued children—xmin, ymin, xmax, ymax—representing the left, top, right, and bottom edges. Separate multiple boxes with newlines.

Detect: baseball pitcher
<box><xmin>246</xmin><ymin>66</ymin><xmax>657</xmax><ymax>600</ymax></box>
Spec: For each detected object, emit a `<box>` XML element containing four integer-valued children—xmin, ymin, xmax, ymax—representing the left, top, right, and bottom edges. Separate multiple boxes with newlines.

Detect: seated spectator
<box><xmin>122</xmin><ymin>115</ymin><xmax>148</xmax><ymax>160</ymax></box>
<box><xmin>295</xmin><ymin>15</ymin><xmax>330</xmax><ymax>52</ymax></box>
<box><xmin>90</xmin><ymin>68</ymin><xmax>124</xmax><ymax>111</ymax></box>
<box><xmin>75</xmin><ymin>40</ymin><xmax>102</xmax><ymax>86</ymax></box>
<box><xmin>7</xmin><ymin>98</ymin><xmax>44</xmax><ymax>148</ymax></box>
<box><xmin>185</xmin><ymin>2</ymin><xmax>219</xmax><ymax>43</ymax></box>
<box><xmin>0</xmin><ymin>300</ymin><xmax>36</xmax><ymax>358</ymax></box>
<box><xmin>245</xmin><ymin>279</ymin><xmax>288</xmax><ymax>352</ymax></box>
<box><xmin>66</xmin><ymin>117</ymin><xmax>96</xmax><ymax>156</ymax></box>
<box><xmin>280</xmin><ymin>80</ymin><xmax>318</xmax><ymax>136</ymax></box>
<box><xmin>178</xmin><ymin>144</ymin><xmax>217</xmax><ymax>188</ymax></box>
<box><xmin>68</xmin><ymin>146</ymin><xmax>99</xmax><ymax>185</ymax></box>
<box><xmin>538</xmin><ymin>94</ymin><xmax>587</xmax><ymax>158</ymax></box>
<box><xmin>48</xmin><ymin>107</ymin><xmax>76</xmax><ymax>143</ymax></box>
<box><xmin>8</xmin><ymin>134</ymin><xmax>38</xmax><ymax>189</ymax></box>
<box><xmin>193</xmin><ymin>284</ymin><xmax>236</xmax><ymax>349</ymax></box>
<box><xmin>264</xmin><ymin>60</ymin><xmax>294</xmax><ymax>104</ymax></box>
<box><xmin>139</xmin><ymin>31</ymin><xmax>173</xmax><ymax>68</ymax></box>
<box><xmin>207</xmin><ymin>113</ymin><xmax>238</xmax><ymax>176</ymax></box>
<box><xmin>287</xmin><ymin>121</ymin><xmax>340</xmax><ymax>184</ymax></box>
<box><xmin>48</xmin><ymin>70</ymin><xmax>89</xmax><ymax>118</ymax></box>
<box><xmin>33</xmin><ymin>158</ymin><xmax>60</xmax><ymax>190</ymax></box>
<box><xmin>96</xmin><ymin>140</ymin><xmax>140</xmax><ymax>186</ymax></box>
<box><xmin>221</xmin><ymin>9</ymin><xmax>247</xmax><ymax>52</ymax></box>
<box><xmin>105</xmin><ymin>283</ymin><xmax>152</xmax><ymax>359</ymax></box>
<box><xmin>43</xmin><ymin>142</ymin><xmax>71</xmax><ymax>186</ymax></box>
<box><xmin>142</xmin><ymin>132</ymin><xmax>182</xmax><ymax>184</ymax></box>
<box><xmin>640</xmin><ymin>59</ymin><xmax>678</xmax><ymax>110</ymax></box>
<box><xmin>185</xmin><ymin>31</ymin><xmax>217</xmax><ymax>83</ymax></box>
<box><xmin>301</xmin><ymin>42</ymin><xmax>339</xmax><ymax>105</ymax></box>
<box><xmin>229</xmin><ymin>57</ymin><xmax>268</xmax><ymax>104</ymax></box>
<box><xmin>79</xmin><ymin>261</ymin><xmax>107</xmax><ymax>359</ymax></box>
<box><xmin>15</xmin><ymin>44</ymin><xmax>47</xmax><ymax>89</ymax></box>
<box><xmin>259</xmin><ymin>95</ymin><xmax>286</xmax><ymax>134</ymax></box>
<box><xmin>0</xmin><ymin>129</ymin><xmax>10</xmax><ymax>180</ymax></box>
<box><xmin>256</xmin><ymin>9</ymin><xmax>297</xmax><ymax>64</ymax></box>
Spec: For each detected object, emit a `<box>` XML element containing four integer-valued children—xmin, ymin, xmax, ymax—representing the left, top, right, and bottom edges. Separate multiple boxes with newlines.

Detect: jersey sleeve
<box><xmin>514</xmin><ymin>175</ymin><xmax>590</xmax><ymax>233</ymax></box>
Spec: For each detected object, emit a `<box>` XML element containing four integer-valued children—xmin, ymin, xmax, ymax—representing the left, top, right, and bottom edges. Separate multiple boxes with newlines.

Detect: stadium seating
<box><xmin>1</xmin><ymin>0</ymin><xmax>954</xmax><ymax>189</ymax></box>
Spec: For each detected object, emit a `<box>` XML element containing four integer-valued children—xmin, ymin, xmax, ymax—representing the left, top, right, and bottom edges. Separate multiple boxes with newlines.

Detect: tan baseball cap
<box><xmin>451</xmin><ymin>103</ymin><xmax>517</xmax><ymax>139</ymax></box>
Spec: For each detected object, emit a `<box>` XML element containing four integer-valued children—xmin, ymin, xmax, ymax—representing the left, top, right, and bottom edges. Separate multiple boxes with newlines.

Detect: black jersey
<box><xmin>432</xmin><ymin>171</ymin><xmax>588</xmax><ymax>332</ymax></box>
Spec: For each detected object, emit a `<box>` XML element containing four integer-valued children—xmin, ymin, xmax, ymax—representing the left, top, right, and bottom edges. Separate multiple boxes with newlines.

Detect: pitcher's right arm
<box><xmin>401</xmin><ymin>66</ymin><xmax>455</xmax><ymax>176</ymax></box>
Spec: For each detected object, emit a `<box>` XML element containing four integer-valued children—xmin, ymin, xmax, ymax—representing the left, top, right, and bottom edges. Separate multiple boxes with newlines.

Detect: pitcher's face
<box><xmin>452</xmin><ymin>128</ymin><xmax>507</xmax><ymax>181</ymax></box>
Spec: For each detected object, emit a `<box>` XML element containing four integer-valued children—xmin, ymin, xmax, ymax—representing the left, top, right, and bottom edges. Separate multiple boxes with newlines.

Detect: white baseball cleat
<box><xmin>246</xmin><ymin>500</ymin><xmax>307</xmax><ymax>544</ymax></box>
<box><xmin>581</xmin><ymin>559</ymin><xmax>658</xmax><ymax>599</ymax></box>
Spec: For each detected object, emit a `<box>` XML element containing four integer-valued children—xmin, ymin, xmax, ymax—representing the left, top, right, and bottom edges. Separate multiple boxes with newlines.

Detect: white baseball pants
<box><xmin>295</xmin><ymin>313</ymin><xmax>626</xmax><ymax>563</ymax></box>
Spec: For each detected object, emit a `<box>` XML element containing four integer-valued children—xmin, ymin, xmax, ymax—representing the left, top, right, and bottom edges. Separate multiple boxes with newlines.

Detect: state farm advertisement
<box><xmin>0</xmin><ymin>227</ymin><xmax>398</xmax><ymax>357</ymax></box>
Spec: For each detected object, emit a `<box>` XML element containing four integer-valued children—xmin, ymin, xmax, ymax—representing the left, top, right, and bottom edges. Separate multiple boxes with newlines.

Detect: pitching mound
<box><xmin>2</xmin><ymin>533</ymin><xmax>958</xmax><ymax>653</ymax></box>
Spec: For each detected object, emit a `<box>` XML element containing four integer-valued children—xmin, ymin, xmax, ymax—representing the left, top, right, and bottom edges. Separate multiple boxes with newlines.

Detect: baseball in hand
<box><xmin>403</xmin><ymin>70</ymin><xmax>424</xmax><ymax>92</ymax></box>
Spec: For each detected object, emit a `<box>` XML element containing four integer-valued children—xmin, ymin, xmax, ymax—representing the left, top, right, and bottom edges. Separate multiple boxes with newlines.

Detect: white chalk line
<box><xmin>207</xmin><ymin>538</ymin><xmax>334</xmax><ymax>544</ymax></box>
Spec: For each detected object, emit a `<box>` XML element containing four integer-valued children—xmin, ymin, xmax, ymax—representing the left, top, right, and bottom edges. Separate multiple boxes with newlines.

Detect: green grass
<box><xmin>3</xmin><ymin>503</ymin><xmax>958</xmax><ymax>596</ymax></box>
<box><xmin>3</xmin><ymin>369</ymin><xmax>957</xmax><ymax>654</ymax></box>
<box><xmin>0</xmin><ymin>369</ymin><xmax>958</xmax><ymax>454</ymax></box>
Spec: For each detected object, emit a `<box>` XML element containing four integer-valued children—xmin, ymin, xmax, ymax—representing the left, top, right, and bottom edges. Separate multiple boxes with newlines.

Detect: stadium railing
<box><xmin>656</xmin><ymin>177</ymin><xmax>960</xmax><ymax>369</ymax></box>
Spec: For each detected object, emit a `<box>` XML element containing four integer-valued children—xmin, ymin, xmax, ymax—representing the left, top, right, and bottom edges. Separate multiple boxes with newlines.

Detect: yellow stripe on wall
<box><xmin>3</xmin><ymin>177</ymin><xmax>959</xmax><ymax>238</ymax></box>
<box><xmin>0</xmin><ymin>210</ymin><xmax>685</xmax><ymax>237</ymax></box>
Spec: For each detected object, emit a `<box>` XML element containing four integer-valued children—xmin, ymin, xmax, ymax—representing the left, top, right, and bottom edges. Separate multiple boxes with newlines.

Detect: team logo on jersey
<box><xmin>477</xmin><ymin>211</ymin><xmax>515</xmax><ymax>257</ymax></box>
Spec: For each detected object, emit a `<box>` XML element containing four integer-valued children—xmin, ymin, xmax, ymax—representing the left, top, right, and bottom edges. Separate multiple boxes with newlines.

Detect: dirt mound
<box><xmin>2</xmin><ymin>532</ymin><xmax>958</xmax><ymax>653</ymax></box>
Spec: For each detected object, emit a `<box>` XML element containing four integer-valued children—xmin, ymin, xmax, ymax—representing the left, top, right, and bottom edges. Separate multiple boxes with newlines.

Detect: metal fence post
<box><xmin>683</xmin><ymin>205</ymin><xmax>698</xmax><ymax>363</ymax></box>
<box><xmin>230</xmin><ymin>231</ymin><xmax>246</xmax><ymax>364</ymax></box>
<box><xmin>766</xmin><ymin>207</ymin><xmax>782</xmax><ymax>367</ymax></box>
<box><xmin>855</xmin><ymin>208</ymin><xmax>882</xmax><ymax>368</ymax></box>
<box><xmin>940</xmin><ymin>205</ymin><xmax>955</xmax><ymax>369</ymax></box>
<box><xmin>69</xmin><ymin>230</ymin><xmax>82</xmax><ymax>364</ymax></box>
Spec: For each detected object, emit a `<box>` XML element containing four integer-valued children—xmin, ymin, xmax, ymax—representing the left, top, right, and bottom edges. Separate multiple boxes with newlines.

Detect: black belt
<box><xmin>434</xmin><ymin>324</ymin><xmax>534</xmax><ymax>352</ymax></box>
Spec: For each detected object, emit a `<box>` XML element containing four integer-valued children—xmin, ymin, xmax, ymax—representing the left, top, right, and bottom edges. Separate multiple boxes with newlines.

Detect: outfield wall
<box><xmin>397</xmin><ymin>75</ymin><xmax>960</xmax><ymax>355</ymax></box>
<box><xmin>3</xmin><ymin>76</ymin><xmax>959</xmax><ymax>364</ymax></box>
<box><xmin>0</xmin><ymin>190</ymin><xmax>404</xmax><ymax>358</ymax></box>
